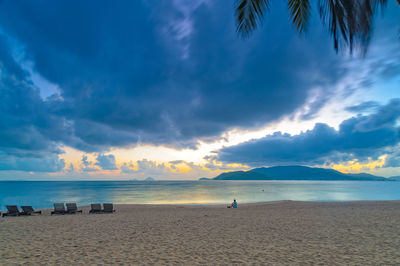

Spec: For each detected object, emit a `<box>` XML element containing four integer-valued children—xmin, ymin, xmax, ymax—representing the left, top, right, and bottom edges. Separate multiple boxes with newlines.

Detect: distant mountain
<box><xmin>212</xmin><ymin>170</ymin><xmax>271</xmax><ymax>180</ymax></box>
<box><xmin>144</xmin><ymin>177</ymin><xmax>155</xmax><ymax>181</ymax></box>
<box><xmin>207</xmin><ymin>165</ymin><xmax>390</xmax><ymax>181</ymax></box>
<box><xmin>389</xmin><ymin>176</ymin><xmax>400</xmax><ymax>181</ymax></box>
<box><xmin>347</xmin><ymin>173</ymin><xmax>387</xmax><ymax>180</ymax></box>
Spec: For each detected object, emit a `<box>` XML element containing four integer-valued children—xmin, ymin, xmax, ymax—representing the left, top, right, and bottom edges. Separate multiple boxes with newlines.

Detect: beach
<box><xmin>1</xmin><ymin>201</ymin><xmax>400</xmax><ymax>265</ymax></box>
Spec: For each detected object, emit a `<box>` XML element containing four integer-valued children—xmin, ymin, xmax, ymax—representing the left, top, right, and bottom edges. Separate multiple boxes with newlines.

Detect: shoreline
<box><xmin>2</xmin><ymin>200</ymin><xmax>400</xmax><ymax>213</ymax></box>
<box><xmin>1</xmin><ymin>200</ymin><xmax>400</xmax><ymax>264</ymax></box>
<box><xmin>2</xmin><ymin>199</ymin><xmax>400</xmax><ymax>212</ymax></box>
<box><xmin>47</xmin><ymin>199</ymin><xmax>400</xmax><ymax>209</ymax></box>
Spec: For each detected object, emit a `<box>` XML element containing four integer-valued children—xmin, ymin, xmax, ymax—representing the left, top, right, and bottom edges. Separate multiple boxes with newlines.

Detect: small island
<box><xmin>130</xmin><ymin>177</ymin><xmax>156</xmax><ymax>181</ymax></box>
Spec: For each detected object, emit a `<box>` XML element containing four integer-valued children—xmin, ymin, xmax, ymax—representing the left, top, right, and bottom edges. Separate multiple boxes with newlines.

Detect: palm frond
<box><xmin>318</xmin><ymin>0</ymin><xmax>386</xmax><ymax>55</ymax></box>
<box><xmin>236</xmin><ymin>0</ymin><xmax>271</xmax><ymax>38</ymax></box>
<box><xmin>288</xmin><ymin>0</ymin><xmax>311</xmax><ymax>32</ymax></box>
<box><xmin>235</xmin><ymin>0</ymin><xmax>392</xmax><ymax>54</ymax></box>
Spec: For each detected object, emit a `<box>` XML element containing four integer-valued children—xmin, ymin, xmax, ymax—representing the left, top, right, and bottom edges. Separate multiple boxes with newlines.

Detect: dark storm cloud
<box><xmin>0</xmin><ymin>152</ymin><xmax>65</xmax><ymax>172</ymax></box>
<box><xmin>216</xmin><ymin>99</ymin><xmax>400</xmax><ymax>166</ymax></box>
<box><xmin>0</xmin><ymin>35</ymin><xmax>66</xmax><ymax>171</ymax></box>
<box><xmin>0</xmin><ymin>0</ymin><xmax>345</xmax><ymax>152</ymax></box>
<box><xmin>0</xmin><ymin>1</ymin><xmax>399</xmax><ymax>174</ymax></box>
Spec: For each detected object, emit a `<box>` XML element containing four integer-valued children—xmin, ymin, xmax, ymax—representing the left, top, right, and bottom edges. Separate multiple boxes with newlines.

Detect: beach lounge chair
<box><xmin>89</xmin><ymin>203</ymin><xmax>102</xmax><ymax>214</ymax></box>
<box><xmin>66</xmin><ymin>203</ymin><xmax>82</xmax><ymax>214</ymax></box>
<box><xmin>51</xmin><ymin>203</ymin><xmax>66</xmax><ymax>215</ymax></box>
<box><xmin>2</xmin><ymin>205</ymin><xmax>22</xmax><ymax>217</ymax></box>
<box><xmin>21</xmin><ymin>206</ymin><xmax>42</xmax><ymax>215</ymax></box>
<box><xmin>102</xmin><ymin>203</ymin><xmax>115</xmax><ymax>213</ymax></box>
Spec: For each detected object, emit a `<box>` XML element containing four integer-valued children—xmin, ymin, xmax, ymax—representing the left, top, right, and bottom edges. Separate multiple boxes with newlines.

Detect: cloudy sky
<box><xmin>0</xmin><ymin>0</ymin><xmax>399</xmax><ymax>180</ymax></box>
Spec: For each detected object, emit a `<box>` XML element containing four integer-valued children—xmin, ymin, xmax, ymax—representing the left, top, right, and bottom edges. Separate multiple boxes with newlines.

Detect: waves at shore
<box><xmin>1</xmin><ymin>180</ymin><xmax>400</xmax><ymax>210</ymax></box>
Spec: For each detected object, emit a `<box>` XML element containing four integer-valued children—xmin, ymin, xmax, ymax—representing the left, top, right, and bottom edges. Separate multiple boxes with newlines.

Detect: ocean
<box><xmin>0</xmin><ymin>180</ymin><xmax>399</xmax><ymax>210</ymax></box>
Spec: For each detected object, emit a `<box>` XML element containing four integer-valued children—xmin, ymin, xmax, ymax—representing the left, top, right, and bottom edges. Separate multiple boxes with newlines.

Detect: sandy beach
<box><xmin>1</xmin><ymin>201</ymin><xmax>400</xmax><ymax>265</ymax></box>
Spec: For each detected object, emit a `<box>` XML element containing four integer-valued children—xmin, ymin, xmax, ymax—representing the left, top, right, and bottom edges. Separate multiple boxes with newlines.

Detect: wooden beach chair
<box><xmin>2</xmin><ymin>205</ymin><xmax>22</xmax><ymax>217</ymax></box>
<box><xmin>21</xmin><ymin>206</ymin><xmax>42</xmax><ymax>215</ymax></box>
<box><xmin>89</xmin><ymin>203</ymin><xmax>102</xmax><ymax>214</ymax></box>
<box><xmin>66</xmin><ymin>203</ymin><xmax>82</xmax><ymax>214</ymax></box>
<box><xmin>51</xmin><ymin>203</ymin><xmax>66</xmax><ymax>215</ymax></box>
<box><xmin>102</xmin><ymin>203</ymin><xmax>115</xmax><ymax>213</ymax></box>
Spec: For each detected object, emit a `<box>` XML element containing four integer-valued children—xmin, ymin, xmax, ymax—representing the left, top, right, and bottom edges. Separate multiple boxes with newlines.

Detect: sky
<box><xmin>0</xmin><ymin>0</ymin><xmax>399</xmax><ymax>180</ymax></box>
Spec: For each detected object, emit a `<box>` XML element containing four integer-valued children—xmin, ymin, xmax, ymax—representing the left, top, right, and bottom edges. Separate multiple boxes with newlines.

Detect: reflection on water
<box><xmin>0</xmin><ymin>180</ymin><xmax>399</xmax><ymax>210</ymax></box>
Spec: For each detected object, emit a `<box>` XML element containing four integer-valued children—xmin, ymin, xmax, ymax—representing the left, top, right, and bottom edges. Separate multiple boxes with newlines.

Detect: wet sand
<box><xmin>1</xmin><ymin>201</ymin><xmax>400</xmax><ymax>265</ymax></box>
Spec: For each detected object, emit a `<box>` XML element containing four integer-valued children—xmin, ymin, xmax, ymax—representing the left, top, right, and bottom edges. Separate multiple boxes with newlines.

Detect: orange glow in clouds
<box><xmin>331</xmin><ymin>155</ymin><xmax>387</xmax><ymax>173</ymax></box>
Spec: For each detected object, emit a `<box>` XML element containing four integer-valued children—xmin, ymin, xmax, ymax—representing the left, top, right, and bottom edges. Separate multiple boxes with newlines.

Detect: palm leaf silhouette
<box><xmin>236</xmin><ymin>0</ymin><xmax>271</xmax><ymax>38</ymax></box>
<box><xmin>288</xmin><ymin>0</ymin><xmax>311</xmax><ymax>32</ymax></box>
<box><xmin>235</xmin><ymin>0</ymin><xmax>398</xmax><ymax>54</ymax></box>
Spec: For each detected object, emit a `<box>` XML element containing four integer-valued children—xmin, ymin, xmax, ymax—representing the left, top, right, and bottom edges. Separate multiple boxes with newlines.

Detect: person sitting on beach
<box><xmin>231</xmin><ymin>199</ymin><xmax>237</xmax><ymax>208</ymax></box>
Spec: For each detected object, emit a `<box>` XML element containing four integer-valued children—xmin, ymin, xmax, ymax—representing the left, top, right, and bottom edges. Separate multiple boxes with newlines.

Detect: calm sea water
<box><xmin>0</xmin><ymin>180</ymin><xmax>399</xmax><ymax>210</ymax></box>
